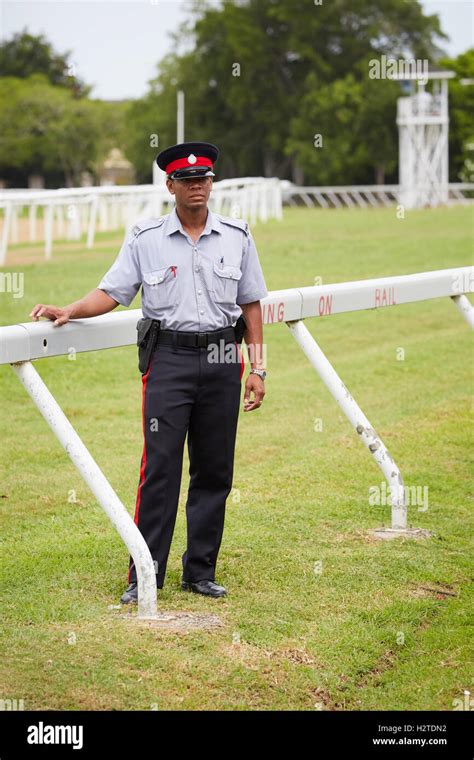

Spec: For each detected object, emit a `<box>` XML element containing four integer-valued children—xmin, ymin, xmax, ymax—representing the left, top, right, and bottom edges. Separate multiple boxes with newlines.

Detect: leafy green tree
<box><xmin>131</xmin><ymin>0</ymin><xmax>446</xmax><ymax>182</ymax></box>
<box><xmin>440</xmin><ymin>49</ymin><xmax>474</xmax><ymax>182</ymax></box>
<box><xmin>0</xmin><ymin>75</ymin><xmax>101</xmax><ymax>186</ymax></box>
<box><xmin>287</xmin><ymin>62</ymin><xmax>399</xmax><ymax>185</ymax></box>
<box><xmin>0</xmin><ymin>29</ymin><xmax>90</xmax><ymax>97</ymax></box>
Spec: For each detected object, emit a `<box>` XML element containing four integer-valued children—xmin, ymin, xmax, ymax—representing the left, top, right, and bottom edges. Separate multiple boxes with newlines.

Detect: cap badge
<box><xmin>187</xmin><ymin>154</ymin><xmax>197</xmax><ymax>164</ymax></box>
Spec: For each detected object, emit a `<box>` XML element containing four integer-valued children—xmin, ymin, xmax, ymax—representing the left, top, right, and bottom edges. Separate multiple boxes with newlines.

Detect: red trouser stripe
<box><xmin>128</xmin><ymin>361</ymin><xmax>152</xmax><ymax>582</ymax></box>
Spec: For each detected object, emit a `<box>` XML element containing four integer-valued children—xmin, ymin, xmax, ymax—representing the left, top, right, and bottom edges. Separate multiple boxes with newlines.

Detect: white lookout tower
<box><xmin>395</xmin><ymin>70</ymin><xmax>455</xmax><ymax>209</ymax></box>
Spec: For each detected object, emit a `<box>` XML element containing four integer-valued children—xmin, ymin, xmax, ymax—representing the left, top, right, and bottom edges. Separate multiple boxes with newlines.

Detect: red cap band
<box><xmin>166</xmin><ymin>156</ymin><xmax>213</xmax><ymax>174</ymax></box>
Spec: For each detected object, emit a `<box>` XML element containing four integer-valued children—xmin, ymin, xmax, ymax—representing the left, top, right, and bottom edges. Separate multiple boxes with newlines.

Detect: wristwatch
<box><xmin>249</xmin><ymin>368</ymin><xmax>267</xmax><ymax>381</ymax></box>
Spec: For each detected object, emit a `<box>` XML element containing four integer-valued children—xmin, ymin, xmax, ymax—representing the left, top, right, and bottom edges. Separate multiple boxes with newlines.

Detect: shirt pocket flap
<box><xmin>143</xmin><ymin>267</ymin><xmax>172</xmax><ymax>285</ymax></box>
<box><xmin>213</xmin><ymin>263</ymin><xmax>242</xmax><ymax>281</ymax></box>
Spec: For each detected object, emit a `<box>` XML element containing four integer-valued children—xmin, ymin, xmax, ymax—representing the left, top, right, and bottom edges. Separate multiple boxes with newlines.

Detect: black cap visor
<box><xmin>169</xmin><ymin>166</ymin><xmax>215</xmax><ymax>179</ymax></box>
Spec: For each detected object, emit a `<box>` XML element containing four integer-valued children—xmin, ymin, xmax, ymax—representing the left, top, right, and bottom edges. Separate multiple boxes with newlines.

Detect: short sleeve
<box><xmin>97</xmin><ymin>232</ymin><xmax>142</xmax><ymax>307</ymax></box>
<box><xmin>236</xmin><ymin>228</ymin><xmax>268</xmax><ymax>305</ymax></box>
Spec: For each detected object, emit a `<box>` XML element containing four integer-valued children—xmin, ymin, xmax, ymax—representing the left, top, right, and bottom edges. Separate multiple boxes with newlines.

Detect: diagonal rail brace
<box><xmin>11</xmin><ymin>360</ymin><xmax>158</xmax><ymax>619</ymax></box>
<box><xmin>286</xmin><ymin>319</ymin><xmax>407</xmax><ymax>530</ymax></box>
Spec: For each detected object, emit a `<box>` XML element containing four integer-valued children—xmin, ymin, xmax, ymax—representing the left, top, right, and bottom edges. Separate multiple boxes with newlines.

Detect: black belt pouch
<box><xmin>234</xmin><ymin>314</ymin><xmax>247</xmax><ymax>344</ymax></box>
<box><xmin>137</xmin><ymin>318</ymin><xmax>161</xmax><ymax>374</ymax></box>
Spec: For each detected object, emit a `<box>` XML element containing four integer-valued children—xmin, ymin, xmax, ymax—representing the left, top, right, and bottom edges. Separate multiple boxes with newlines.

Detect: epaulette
<box><xmin>217</xmin><ymin>215</ymin><xmax>249</xmax><ymax>235</ymax></box>
<box><xmin>131</xmin><ymin>217</ymin><xmax>165</xmax><ymax>238</ymax></box>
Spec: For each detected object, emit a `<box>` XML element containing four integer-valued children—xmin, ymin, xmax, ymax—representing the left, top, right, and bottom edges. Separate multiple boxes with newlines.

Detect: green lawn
<box><xmin>0</xmin><ymin>206</ymin><xmax>473</xmax><ymax>710</ymax></box>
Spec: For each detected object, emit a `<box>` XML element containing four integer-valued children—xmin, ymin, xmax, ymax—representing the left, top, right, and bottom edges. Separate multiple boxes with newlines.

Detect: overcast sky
<box><xmin>0</xmin><ymin>0</ymin><xmax>472</xmax><ymax>100</ymax></box>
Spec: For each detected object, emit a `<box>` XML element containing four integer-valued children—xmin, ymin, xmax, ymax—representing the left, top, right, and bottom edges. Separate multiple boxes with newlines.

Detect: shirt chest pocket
<box><xmin>142</xmin><ymin>266</ymin><xmax>179</xmax><ymax>308</ymax></box>
<box><xmin>212</xmin><ymin>263</ymin><xmax>242</xmax><ymax>304</ymax></box>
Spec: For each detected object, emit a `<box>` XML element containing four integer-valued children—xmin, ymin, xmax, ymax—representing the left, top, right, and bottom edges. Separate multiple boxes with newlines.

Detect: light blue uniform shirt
<box><xmin>97</xmin><ymin>207</ymin><xmax>268</xmax><ymax>332</ymax></box>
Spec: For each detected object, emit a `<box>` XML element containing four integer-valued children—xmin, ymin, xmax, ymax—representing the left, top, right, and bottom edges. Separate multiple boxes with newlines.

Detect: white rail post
<box><xmin>274</xmin><ymin>180</ymin><xmax>283</xmax><ymax>220</ymax></box>
<box><xmin>286</xmin><ymin>319</ymin><xmax>407</xmax><ymax>531</ymax></box>
<box><xmin>29</xmin><ymin>203</ymin><xmax>37</xmax><ymax>243</ymax></box>
<box><xmin>451</xmin><ymin>294</ymin><xmax>474</xmax><ymax>328</ymax></box>
<box><xmin>56</xmin><ymin>204</ymin><xmax>65</xmax><ymax>240</ymax></box>
<box><xmin>11</xmin><ymin>205</ymin><xmax>18</xmax><ymax>243</ymax></box>
<box><xmin>11</xmin><ymin>360</ymin><xmax>158</xmax><ymax>619</ymax></box>
<box><xmin>44</xmin><ymin>203</ymin><xmax>54</xmax><ymax>260</ymax></box>
<box><xmin>86</xmin><ymin>194</ymin><xmax>98</xmax><ymax>249</ymax></box>
<box><xmin>99</xmin><ymin>197</ymin><xmax>107</xmax><ymax>232</ymax></box>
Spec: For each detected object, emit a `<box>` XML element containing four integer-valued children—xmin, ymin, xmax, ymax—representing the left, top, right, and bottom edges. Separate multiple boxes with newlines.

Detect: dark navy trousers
<box><xmin>128</xmin><ymin>339</ymin><xmax>244</xmax><ymax>587</ymax></box>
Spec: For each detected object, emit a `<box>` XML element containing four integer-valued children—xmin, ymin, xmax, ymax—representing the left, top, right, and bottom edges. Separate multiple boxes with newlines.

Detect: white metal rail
<box><xmin>1</xmin><ymin>266</ymin><xmax>472</xmax><ymax>616</ymax></box>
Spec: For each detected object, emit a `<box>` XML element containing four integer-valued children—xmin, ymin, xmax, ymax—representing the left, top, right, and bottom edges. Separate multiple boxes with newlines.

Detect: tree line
<box><xmin>1</xmin><ymin>2</ymin><xmax>472</xmax><ymax>189</ymax></box>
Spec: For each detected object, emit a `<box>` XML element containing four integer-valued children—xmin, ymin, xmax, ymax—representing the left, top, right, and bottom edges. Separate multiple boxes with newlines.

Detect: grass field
<box><xmin>0</xmin><ymin>205</ymin><xmax>472</xmax><ymax>711</ymax></box>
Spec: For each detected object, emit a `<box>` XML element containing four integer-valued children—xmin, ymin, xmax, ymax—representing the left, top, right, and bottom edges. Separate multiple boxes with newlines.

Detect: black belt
<box><xmin>157</xmin><ymin>325</ymin><xmax>236</xmax><ymax>348</ymax></box>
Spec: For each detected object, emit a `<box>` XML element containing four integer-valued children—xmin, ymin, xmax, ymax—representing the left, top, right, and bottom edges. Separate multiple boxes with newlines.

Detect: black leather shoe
<box><xmin>181</xmin><ymin>579</ymin><xmax>227</xmax><ymax>598</ymax></box>
<box><xmin>120</xmin><ymin>582</ymin><xmax>138</xmax><ymax>604</ymax></box>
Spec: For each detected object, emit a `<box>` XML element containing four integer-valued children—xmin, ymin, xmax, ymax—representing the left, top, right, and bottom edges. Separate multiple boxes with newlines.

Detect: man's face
<box><xmin>166</xmin><ymin>175</ymin><xmax>213</xmax><ymax>211</ymax></box>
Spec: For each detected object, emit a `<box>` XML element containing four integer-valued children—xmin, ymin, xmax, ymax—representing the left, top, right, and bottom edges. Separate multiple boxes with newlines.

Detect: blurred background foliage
<box><xmin>0</xmin><ymin>1</ymin><xmax>472</xmax><ymax>188</ymax></box>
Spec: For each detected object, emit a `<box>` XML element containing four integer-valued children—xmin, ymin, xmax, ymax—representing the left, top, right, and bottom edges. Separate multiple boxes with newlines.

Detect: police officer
<box><xmin>29</xmin><ymin>141</ymin><xmax>268</xmax><ymax>602</ymax></box>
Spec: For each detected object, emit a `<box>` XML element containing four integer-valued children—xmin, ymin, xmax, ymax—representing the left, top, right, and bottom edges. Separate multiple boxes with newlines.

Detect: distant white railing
<box><xmin>281</xmin><ymin>182</ymin><xmax>474</xmax><ymax>209</ymax></box>
<box><xmin>1</xmin><ymin>266</ymin><xmax>472</xmax><ymax>616</ymax></box>
<box><xmin>1</xmin><ymin>177</ymin><xmax>472</xmax><ymax>266</ymax></box>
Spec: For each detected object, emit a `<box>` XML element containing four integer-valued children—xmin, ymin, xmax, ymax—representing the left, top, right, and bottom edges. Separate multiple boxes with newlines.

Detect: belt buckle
<box><xmin>196</xmin><ymin>332</ymin><xmax>207</xmax><ymax>348</ymax></box>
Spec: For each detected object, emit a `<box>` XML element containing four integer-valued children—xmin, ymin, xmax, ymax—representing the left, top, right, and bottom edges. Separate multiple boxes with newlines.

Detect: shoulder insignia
<box><xmin>217</xmin><ymin>215</ymin><xmax>249</xmax><ymax>235</ymax></box>
<box><xmin>131</xmin><ymin>216</ymin><xmax>166</xmax><ymax>238</ymax></box>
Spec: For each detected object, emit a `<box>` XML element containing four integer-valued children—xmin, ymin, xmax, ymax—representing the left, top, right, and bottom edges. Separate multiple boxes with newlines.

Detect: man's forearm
<box><xmin>66</xmin><ymin>289</ymin><xmax>119</xmax><ymax>319</ymax></box>
<box><xmin>240</xmin><ymin>301</ymin><xmax>265</xmax><ymax>369</ymax></box>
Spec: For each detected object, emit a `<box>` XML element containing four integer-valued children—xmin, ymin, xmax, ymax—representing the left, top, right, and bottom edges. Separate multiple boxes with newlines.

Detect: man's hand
<box><xmin>243</xmin><ymin>373</ymin><xmax>265</xmax><ymax>412</ymax></box>
<box><xmin>29</xmin><ymin>304</ymin><xmax>73</xmax><ymax>327</ymax></box>
<box><xmin>29</xmin><ymin>289</ymin><xmax>118</xmax><ymax>326</ymax></box>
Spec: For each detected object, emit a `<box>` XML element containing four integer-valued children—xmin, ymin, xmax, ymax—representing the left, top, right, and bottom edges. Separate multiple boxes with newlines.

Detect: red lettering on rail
<box><xmin>318</xmin><ymin>295</ymin><xmax>332</xmax><ymax>316</ymax></box>
<box><xmin>262</xmin><ymin>302</ymin><xmax>285</xmax><ymax>323</ymax></box>
<box><xmin>375</xmin><ymin>287</ymin><xmax>397</xmax><ymax>307</ymax></box>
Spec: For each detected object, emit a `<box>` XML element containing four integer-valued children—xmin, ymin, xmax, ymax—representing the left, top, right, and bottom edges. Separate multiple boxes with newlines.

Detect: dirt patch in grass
<box><xmin>5</xmin><ymin>239</ymin><xmax>116</xmax><ymax>267</ymax></box>
<box><xmin>221</xmin><ymin>640</ymin><xmax>270</xmax><ymax>669</ymax></box>
<box><xmin>221</xmin><ymin>640</ymin><xmax>331</xmax><ymax>708</ymax></box>
<box><xmin>121</xmin><ymin>610</ymin><xmax>224</xmax><ymax>634</ymax></box>
<box><xmin>277</xmin><ymin>647</ymin><xmax>316</xmax><ymax>665</ymax></box>
<box><xmin>310</xmin><ymin>686</ymin><xmax>337</xmax><ymax>710</ymax></box>
<box><xmin>408</xmin><ymin>583</ymin><xmax>457</xmax><ymax>600</ymax></box>
<box><xmin>222</xmin><ymin>641</ymin><xmax>319</xmax><ymax>670</ymax></box>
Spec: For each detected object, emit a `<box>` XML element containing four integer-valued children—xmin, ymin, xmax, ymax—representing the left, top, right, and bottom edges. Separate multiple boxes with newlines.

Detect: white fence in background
<box><xmin>0</xmin><ymin>177</ymin><xmax>283</xmax><ymax>265</ymax></box>
<box><xmin>1</xmin><ymin>266</ymin><xmax>472</xmax><ymax>618</ymax></box>
<box><xmin>282</xmin><ymin>182</ymin><xmax>474</xmax><ymax>209</ymax></box>
<box><xmin>1</xmin><ymin>178</ymin><xmax>473</xmax><ymax>266</ymax></box>
<box><xmin>2</xmin><ymin>178</ymin><xmax>473</xmax><ymax>266</ymax></box>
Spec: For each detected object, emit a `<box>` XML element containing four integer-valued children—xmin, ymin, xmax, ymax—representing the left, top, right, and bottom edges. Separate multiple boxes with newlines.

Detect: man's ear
<box><xmin>166</xmin><ymin>178</ymin><xmax>175</xmax><ymax>195</ymax></box>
